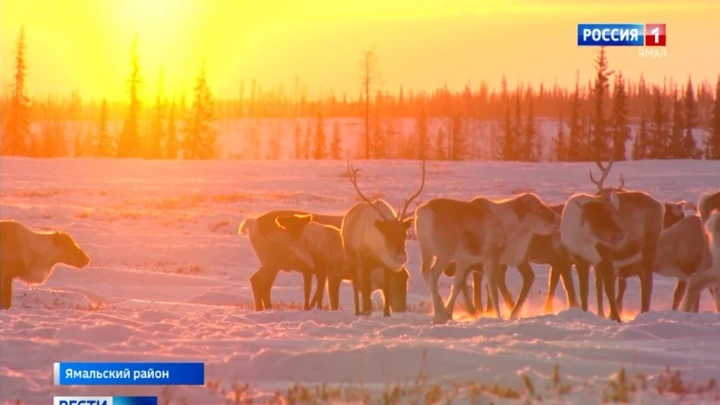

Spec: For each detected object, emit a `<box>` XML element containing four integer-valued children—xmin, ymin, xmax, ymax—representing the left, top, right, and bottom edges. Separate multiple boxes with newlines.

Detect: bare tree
<box><xmin>359</xmin><ymin>47</ymin><xmax>380</xmax><ymax>159</ymax></box>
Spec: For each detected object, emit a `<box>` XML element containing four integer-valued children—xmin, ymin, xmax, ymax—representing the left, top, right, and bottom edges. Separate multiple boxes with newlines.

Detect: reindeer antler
<box><xmin>346</xmin><ymin>161</ymin><xmax>391</xmax><ymax>221</ymax></box>
<box><xmin>397</xmin><ymin>160</ymin><xmax>426</xmax><ymax>220</ymax></box>
<box><xmin>589</xmin><ymin>155</ymin><xmax>615</xmax><ymax>192</ymax></box>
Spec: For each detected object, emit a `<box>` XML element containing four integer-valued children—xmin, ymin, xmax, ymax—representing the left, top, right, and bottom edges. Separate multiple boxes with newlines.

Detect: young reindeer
<box><xmin>414</xmin><ymin>197</ymin><xmax>506</xmax><ymax>323</ymax></box>
<box><xmin>0</xmin><ymin>220</ymin><xmax>91</xmax><ymax>309</ymax></box>
<box><xmin>239</xmin><ymin>209</ymin><xmax>343</xmax><ymax>311</ymax></box>
<box><xmin>342</xmin><ymin>160</ymin><xmax>425</xmax><ymax>316</ymax></box>
<box><xmin>274</xmin><ymin>214</ymin><xmax>409</xmax><ymax>312</ymax></box>
<box><xmin>571</xmin><ymin>158</ymin><xmax>665</xmax><ymax>320</ymax></box>
<box><xmin>682</xmin><ymin>209</ymin><xmax>720</xmax><ymax>312</ymax></box>
<box><xmin>682</xmin><ymin>190</ymin><xmax>720</xmax><ymax>312</ymax></box>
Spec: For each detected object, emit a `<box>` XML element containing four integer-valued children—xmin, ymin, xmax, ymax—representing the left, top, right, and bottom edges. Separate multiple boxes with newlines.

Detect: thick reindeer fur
<box><xmin>274</xmin><ymin>214</ymin><xmax>409</xmax><ymax>312</ymax></box>
<box><xmin>698</xmin><ymin>190</ymin><xmax>720</xmax><ymax>224</ymax></box>
<box><xmin>239</xmin><ymin>209</ymin><xmax>343</xmax><ymax>311</ymax></box>
<box><xmin>561</xmin><ymin>192</ymin><xmax>626</xmax><ymax>322</ymax></box>
<box><xmin>415</xmin><ymin>198</ymin><xmax>506</xmax><ymax>323</ymax></box>
<box><xmin>0</xmin><ymin>220</ymin><xmax>90</xmax><ymax>309</ymax></box>
<box><xmin>682</xmin><ymin>210</ymin><xmax>720</xmax><ymax>312</ymax></box>
<box><xmin>467</xmin><ymin>193</ymin><xmax>561</xmax><ymax>320</ymax></box>
<box><xmin>342</xmin><ymin>200</ymin><xmax>413</xmax><ymax>316</ymax></box>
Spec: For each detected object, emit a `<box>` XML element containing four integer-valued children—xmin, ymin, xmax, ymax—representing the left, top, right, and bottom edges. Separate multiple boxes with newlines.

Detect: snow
<box><xmin>1</xmin><ymin>157</ymin><xmax>719</xmax><ymax>404</ymax></box>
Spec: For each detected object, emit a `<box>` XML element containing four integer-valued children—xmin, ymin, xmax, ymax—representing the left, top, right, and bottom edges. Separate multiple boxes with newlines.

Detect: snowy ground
<box><xmin>1</xmin><ymin>157</ymin><xmax>719</xmax><ymax>404</ymax></box>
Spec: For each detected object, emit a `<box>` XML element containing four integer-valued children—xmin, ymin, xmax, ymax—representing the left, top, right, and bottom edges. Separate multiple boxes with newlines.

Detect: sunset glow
<box><xmin>2</xmin><ymin>0</ymin><xmax>719</xmax><ymax>102</ymax></box>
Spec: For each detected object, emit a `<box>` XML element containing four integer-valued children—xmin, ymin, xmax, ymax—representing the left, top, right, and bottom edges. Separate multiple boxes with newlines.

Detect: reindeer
<box><xmin>560</xmin><ymin>190</ymin><xmax>627</xmax><ymax>322</ymax></box>
<box><xmin>417</xmin><ymin>192</ymin><xmax>560</xmax><ymax>322</ymax></box>
<box><xmin>583</xmin><ymin>157</ymin><xmax>665</xmax><ymax>319</ymax></box>
<box><xmin>681</xmin><ymin>190</ymin><xmax>720</xmax><ymax>312</ymax></box>
<box><xmin>342</xmin><ymin>160</ymin><xmax>425</xmax><ymax>316</ymax></box>
<box><xmin>541</xmin><ymin>199</ymin><xmax>687</xmax><ymax>313</ymax></box>
<box><xmin>682</xmin><ymin>209</ymin><xmax>720</xmax><ymax>312</ymax></box>
<box><xmin>0</xmin><ymin>220</ymin><xmax>90</xmax><ymax>309</ymax></box>
<box><xmin>274</xmin><ymin>214</ymin><xmax>409</xmax><ymax>312</ymax></box>
<box><xmin>239</xmin><ymin>209</ymin><xmax>343</xmax><ymax>311</ymax></box>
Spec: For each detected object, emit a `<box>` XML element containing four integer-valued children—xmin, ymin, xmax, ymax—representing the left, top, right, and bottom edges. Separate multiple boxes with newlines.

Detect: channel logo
<box><xmin>577</xmin><ymin>23</ymin><xmax>666</xmax><ymax>46</ymax></box>
<box><xmin>53</xmin><ymin>396</ymin><xmax>157</xmax><ymax>405</ymax></box>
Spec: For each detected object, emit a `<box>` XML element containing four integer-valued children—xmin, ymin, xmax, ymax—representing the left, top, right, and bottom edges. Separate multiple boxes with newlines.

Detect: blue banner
<box><xmin>53</xmin><ymin>397</ymin><xmax>157</xmax><ymax>405</ymax></box>
<box><xmin>577</xmin><ymin>23</ymin><xmax>645</xmax><ymax>46</ymax></box>
<box><xmin>54</xmin><ymin>362</ymin><xmax>204</xmax><ymax>385</ymax></box>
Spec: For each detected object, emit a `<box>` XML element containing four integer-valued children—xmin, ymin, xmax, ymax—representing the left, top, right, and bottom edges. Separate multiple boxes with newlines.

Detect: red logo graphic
<box><xmin>645</xmin><ymin>24</ymin><xmax>666</xmax><ymax>46</ymax></box>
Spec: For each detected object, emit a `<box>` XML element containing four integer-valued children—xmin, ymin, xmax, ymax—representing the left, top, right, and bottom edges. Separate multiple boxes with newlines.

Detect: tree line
<box><xmin>2</xmin><ymin>27</ymin><xmax>719</xmax><ymax>161</ymax></box>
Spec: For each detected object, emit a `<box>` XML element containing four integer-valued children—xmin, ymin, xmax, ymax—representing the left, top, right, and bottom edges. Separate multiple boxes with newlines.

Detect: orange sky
<box><xmin>1</xmin><ymin>0</ymin><xmax>718</xmax><ymax>103</ymax></box>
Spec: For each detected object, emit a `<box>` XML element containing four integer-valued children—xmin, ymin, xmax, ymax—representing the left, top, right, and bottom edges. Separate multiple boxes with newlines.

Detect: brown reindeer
<box><xmin>0</xmin><ymin>220</ymin><xmax>90</xmax><ymax>309</ymax></box>
<box><xmin>342</xmin><ymin>160</ymin><xmax>425</xmax><ymax>316</ymax></box>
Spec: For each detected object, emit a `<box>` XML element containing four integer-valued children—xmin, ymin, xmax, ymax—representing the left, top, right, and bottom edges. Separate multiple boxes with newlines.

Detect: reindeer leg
<box><xmin>0</xmin><ymin>275</ymin><xmax>12</xmax><ymax>310</ymax></box>
<box><xmin>445</xmin><ymin>261</ymin><xmax>473</xmax><ymax>319</ymax></box>
<box><xmin>600</xmin><ymin>260</ymin><xmax>622</xmax><ymax>323</ymax></box>
<box><xmin>486</xmin><ymin>257</ymin><xmax>503</xmax><ymax>319</ymax></box>
<box><xmin>496</xmin><ymin>264</ymin><xmax>516</xmax><ymax>312</ymax></box>
<box><xmin>574</xmin><ymin>258</ymin><xmax>591</xmax><ymax>312</ymax></box>
<box><xmin>302</xmin><ymin>271</ymin><xmax>313</xmax><ymax>310</ymax></box>
<box><xmin>459</xmin><ymin>270</ymin><xmax>476</xmax><ymax>315</ymax></box>
<box><xmin>313</xmin><ymin>271</ymin><xmax>327</xmax><ymax>309</ymax></box>
<box><xmin>671</xmin><ymin>281</ymin><xmax>686</xmax><ymax>310</ymax></box>
<box><xmin>544</xmin><ymin>264</ymin><xmax>561</xmax><ymax>313</ymax></box>
<box><xmin>358</xmin><ymin>257</ymin><xmax>373</xmax><ymax>316</ymax></box>
<box><xmin>559</xmin><ymin>260</ymin><xmax>579</xmax><ymax>310</ymax></box>
<box><xmin>594</xmin><ymin>266</ymin><xmax>605</xmax><ymax>318</ymax></box>
<box><xmin>428</xmin><ymin>255</ymin><xmax>453</xmax><ymax>324</ymax></box>
<box><xmin>472</xmin><ymin>270</ymin><xmax>484</xmax><ymax>314</ymax></box>
<box><xmin>328</xmin><ymin>276</ymin><xmax>342</xmax><ymax>310</ymax></box>
<box><xmin>616</xmin><ymin>276</ymin><xmax>627</xmax><ymax>317</ymax></box>
<box><xmin>640</xmin><ymin>245</ymin><xmax>657</xmax><ymax>313</ymax></box>
<box><xmin>510</xmin><ymin>262</ymin><xmax>535</xmax><ymax>320</ymax></box>
<box><xmin>383</xmin><ymin>267</ymin><xmax>393</xmax><ymax>317</ymax></box>
<box><xmin>250</xmin><ymin>269</ymin><xmax>266</xmax><ymax>311</ymax></box>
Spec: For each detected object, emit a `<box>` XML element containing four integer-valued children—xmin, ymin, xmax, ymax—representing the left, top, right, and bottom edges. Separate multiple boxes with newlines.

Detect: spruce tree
<box><xmin>303</xmin><ymin>123</ymin><xmax>311</xmax><ymax>159</ymax></box>
<box><xmin>96</xmin><ymin>98</ymin><xmax>113</xmax><ymax>157</ymax></box>
<box><xmin>707</xmin><ymin>76</ymin><xmax>720</xmax><ymax>159</ymax></box>
<box><xmin>514</xmin><ymin>89</ymin><xmax>523</xmax><ymax>159</ymax></box>
<box><xmin>2</xmin><ymin>26</ymin><xmax>31</xmax><ymax>156</ymax></box>
<box><xmin>669</xmin><ymin>90</ymin><xmax>684</xmax><ymax>158</ymax></box>
<box><xmin>166</xmin><ymin>100</ymin><xmax>178</xmax><ymax>159</ymax></box>
<box><xmin>567</xmin><ymin>73</ymin><xmax>583</xmax><ymax>161</ymax></box>
<box><xmin>611</xmin><ymin>72</ymin><xmax>630</xmax><ymax>161</ymax></box>
<box><xmin>313</xmin><ymin>111</ymin><xmax>326</xmax><ymax>159</ymax></box>
<box><xmin>683</xmin><ymin>77</ymin><xmax>699</xmax><ymax>159</ymax></box>
<box><xmin>117</xmin><ymin>34</ymin><xmax>143</xmax><ymax>157</ymax></box>
<box><xmin>632</xmin><ymin>112</ymin><xmax>649</xmax><ymax>160</ymax></box>
<box><xmin>146</xmin><ymin>69</ymin><xmax>165</xmax><ymax>159</ymax></box>
<box><xmin>555</xmin><ymin>112</ymin><xmax>566</xmax><ymax>161</ymax></box>
<box><xmin>294</xmin><ymin>122</ymin><xmax>302</xmax><ymax>159</ymax></box>
<box><xmin>415</xmin><ymin>106</ymin><xmax>429</xmax><ymax>160</ymax></box>
<box><xmin>435</xmin><ymin>128</ymin><xmax>446</xmax><ymax>160</ymax></box>
<box><xmin>524</xmin><ymin>88</ymin><xmax>536</xmax><ymax>161</ymax></box>
<box><xmin>591</xmin><ymin>47</ymin><xmax>613</xmax><ymax>160</ymax></box>
<box><xmin>649</xmin><ymin>87</ymin><xmax>668</xmax><ymax>158</ymax></box>
<box><xmin>450</xmin><ymin>113</ymin><xmax>465</xmax><ymax>161</ymax></box>
<box><xmin>183</xmin><ymin>64</ymin><xmax>216</xmax><ymax>159</ymax></box>
<box><xmin>502</xmin><ymin>104</ymin><xmax>514</xmax><ymax>160</ymax></box>
<box><xmin>330</xmin><ymin>120</ymin><xmax>342</xmax><ymax>159</ymax></box>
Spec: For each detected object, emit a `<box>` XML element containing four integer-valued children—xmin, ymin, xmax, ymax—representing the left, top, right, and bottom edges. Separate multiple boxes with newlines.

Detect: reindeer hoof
<box><xmin>432</xmin><ymin>312</ymin><xmax>451</xmax><ymax>324</ymax></box>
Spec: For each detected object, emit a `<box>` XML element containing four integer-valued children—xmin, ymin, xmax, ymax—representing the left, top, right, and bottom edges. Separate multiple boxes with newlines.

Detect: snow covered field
<box><xmin>1</xmin><ymin>157</ymin><xmax>719</xmax><ymax>404</ymax></box>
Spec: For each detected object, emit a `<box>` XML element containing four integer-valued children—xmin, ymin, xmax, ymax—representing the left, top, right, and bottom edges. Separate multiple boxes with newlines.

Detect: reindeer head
<box><xmin>512</xmin><ymin>193</ymin><xmax>561</xmax><ymax>235</ymax></box>
<box><xmin>52</xmin><ymin>231</ymin><xmax>90</xmax><ymax>268</ymax></box>
<box><xmin>574</xmin><ymin>198</ymin><xmax>626</xmax><ymax>248</ymax></box>
<box><xmin>663</xmin><ymin>201</ymin><xmax>688</xmax><ymax>229</ymax></box>
<box><xmin>346</xmin><ymin>160</ymin><xmax>426</xmax><ymax>270</ymax></box>
<box><xmin>590</xmin><ymin>156</ymin><xmax>625</xmax><ymax>204</ymax></box>
<box><xmin>275</xmin><ymin>214</ymin><xmax>315</xmax><ymax>270</ymax></box>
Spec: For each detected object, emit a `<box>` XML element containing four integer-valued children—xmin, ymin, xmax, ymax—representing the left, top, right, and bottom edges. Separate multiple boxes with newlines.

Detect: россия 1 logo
<box><xmin>577</xmin><ymin>23</ymin><xmax>666</xmax><ymax>46</ymax></box>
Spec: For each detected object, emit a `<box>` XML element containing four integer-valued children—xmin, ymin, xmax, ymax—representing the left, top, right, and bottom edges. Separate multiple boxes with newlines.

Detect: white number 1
<box><xmin>651</xmin><ymin>26</ymin><xmax>660</xmax><ymax>43</ymax></box>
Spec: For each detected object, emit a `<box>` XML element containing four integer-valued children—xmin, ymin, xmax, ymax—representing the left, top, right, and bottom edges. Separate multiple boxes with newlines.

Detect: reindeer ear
<box><xmin>609</xmin><ymin>191</ymin><xmax>620</xmax><ymax>211</ymax></box>
<box><xmin>402</xmin><ymin>217</ymin><xmax>413</xmax><ymax>231</ymax></box>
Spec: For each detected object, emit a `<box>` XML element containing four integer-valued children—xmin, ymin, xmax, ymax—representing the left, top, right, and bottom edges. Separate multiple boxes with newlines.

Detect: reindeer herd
<box><xmin>0</xmin><ymin>160</ymin><xmax>718</xmax><ymax>324</ymax></box>
<box><xmin>239</xmin><ymin>159</ymin><xmax>720</xmax><ymax>323</ymax></box>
